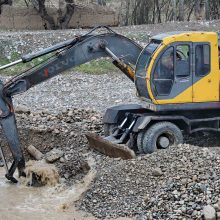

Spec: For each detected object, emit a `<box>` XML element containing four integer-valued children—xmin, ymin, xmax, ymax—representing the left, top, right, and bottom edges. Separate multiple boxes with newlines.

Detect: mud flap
<box><xmin>86</xmin><ymin>133</ymin><xmax>136</xmax><ymax>160</ymax></box>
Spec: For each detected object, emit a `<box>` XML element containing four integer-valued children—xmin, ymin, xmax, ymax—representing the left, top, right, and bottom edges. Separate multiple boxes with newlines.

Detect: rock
<box><xmin>214</xmin><ymin>203</ymin><xmax>220</xmax><ymax>212</ymax></box>
<box><xmin>181</xmin><ymin>207</ymin><xmax>187</xmax><ymax>213</ymax></box>
<box><xmin>0</xmin><ymin>157</ymin><xmax>4</xmax><ymax>167</ymax></box>
<box><xmin>64</xmin><ymin>173</ymin><xmax>70</xmax><ymax>179</ymax></box>
<box><xmin>53</xmin><ymin>129</ymin><xmax>60</xmax><ymax>134</ymax></box>
<box><xmin>59</xmin><ymin>157</ymin><xmax>65</xmax><ymax>163</ymax></box>
<box><xmin>203</xmin><ymin>205</ymin><xmax>216</xmax><ymax>220</ymax></box>
<box><xmin>216</xmin><ymin>212</ymin><xmax>220</xmax><ymax>220</ymax></box>
<box><xmin>152</xmin><ymin>167</ymin><xmax>163</xmax><ymax>177</ymax></box>
<box><xmin>45</xmin><ymin>149</ymin><xmax>64</xmax><ymax>163</ymax></box>
<box><xmin>15</xmin><ymin>105</ymin><xmax>30</xmax><ymax>114</ymax></box>
<box><xmin>27</xmin><ymin>145</ymin><xmax>44</xmax><ymax>160</ymax></box>
<box><xmin>192</xmin><ymin>210</ymin><xmax>198</xmax><ymax>217</ymax></box>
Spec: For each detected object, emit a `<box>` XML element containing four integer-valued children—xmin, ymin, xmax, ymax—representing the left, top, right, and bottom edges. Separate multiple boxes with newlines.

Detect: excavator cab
<box><xmin>135</xmin><ymin>32</ymin><xmax>219</xmax><ymax>108</ymax></box>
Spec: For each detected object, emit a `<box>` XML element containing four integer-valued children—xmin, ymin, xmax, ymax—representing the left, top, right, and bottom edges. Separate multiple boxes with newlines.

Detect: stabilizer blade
<box><xmin>86</xmin><ymin>133</ymin><xmax>136</xmax><ymax>160</ymax></box>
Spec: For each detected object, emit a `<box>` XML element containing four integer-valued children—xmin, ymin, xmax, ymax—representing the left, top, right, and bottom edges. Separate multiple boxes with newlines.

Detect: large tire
<box><xmin>103</xmin><ymin>123</ymin><xmax>117</xmax><ymax>136</ymax></box>
<box><xmin>141</xmin><ymin>122</ymin><xmax>183</xmax><ymax>154</ymax></box>
<box><xmin>137</xmin><ymin>131</ymin><xmax>145</xmax><ymax>153</ymax></box>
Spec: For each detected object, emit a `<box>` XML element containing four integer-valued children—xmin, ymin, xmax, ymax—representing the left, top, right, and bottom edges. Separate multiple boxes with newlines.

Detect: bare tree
<box><xmin>172</xmin><ymin>0</ymin><xmax>177</xmax><ymax>21</ymax></box>
<box><xmin>58</xmin><ymin>0</ymin><xmax>75</xmax><ymax>29</ymax></box>
<box><xmin>97</xmin><ymin>0</ymin><xmax>106</xmax><ymax>6</ymax></box>
<box><xmin>32</xmin><ymin>0</ymin><xmax>75</xmax><ymax>30</ymax></box>
<box><xmin>0</xmin><ymin>0</ymin><xmax>12</xmax><ymax>14</ymax></box>
<box><xmin>35</xmin><ymin>0</ymin><xmax>56</xmax><ymax>29</ymax></box>
<box><xmin>205</xmin><ymin>0</ymin><xmax>209</xmax><ymax>20</ymax></box>
<box><xmin>194</xmin><ymin>0</ymin><xmax>206</xmax><ymax>20</ymax></box>
<box><xmin>178</xmin><ymin>0</ymin><xmax>184</xmax><ymax>21</ymax></box>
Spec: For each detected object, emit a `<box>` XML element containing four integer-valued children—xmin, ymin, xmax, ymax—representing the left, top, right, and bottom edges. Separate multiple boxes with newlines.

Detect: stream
<box><xmin>0</xmin><ymin>167</ymin><xmax>96</xmax><ymax>220</ymax></box>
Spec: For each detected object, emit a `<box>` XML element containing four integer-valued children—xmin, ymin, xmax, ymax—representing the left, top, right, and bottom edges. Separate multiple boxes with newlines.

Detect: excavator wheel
<box><xmin>136</xmin><ymin>131</ymin><xmax>145</xmax><ymax>154</ymax></box>
<box><xmin>139</xmin><ymin>122</ymin><xmax>183</xmax><ymax>154</ymax></box>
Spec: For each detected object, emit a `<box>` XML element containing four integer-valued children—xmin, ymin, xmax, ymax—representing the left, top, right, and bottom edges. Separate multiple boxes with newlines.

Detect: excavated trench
<box><xmin>0</xmin><ymin>108</ymin><xmax>103</xmax><ymax>219</ymax></box>
<box><xmin>0</xmin><ymin>107</ymin><xmax>103</xmax><ymax>181</ymax></box>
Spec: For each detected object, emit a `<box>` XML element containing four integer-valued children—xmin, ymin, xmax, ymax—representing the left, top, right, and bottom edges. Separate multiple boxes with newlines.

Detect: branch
<box><xmin>35</xmin><ymin>0</ymin><xmax>56</xmax><ymax>30</ymax></box>
<box><xmin>58</xmin><ymin>0</ymin><xmax>75</xmax><ymax>29</ymax></box>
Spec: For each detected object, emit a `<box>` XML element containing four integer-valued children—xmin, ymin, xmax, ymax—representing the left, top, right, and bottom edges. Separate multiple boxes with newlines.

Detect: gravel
<box><xmin>79</xmin><ymin>144</ymin><xmax>220</xmax><ymax>219</ymax></box>
<box><xmin>1</xmin><ymin>19</ymin><xmax>220</xmax><ymax>57</ymax></box>
<box><xmin>4</xmin><ymin>106</ymin><xmax>219</xmax><ymax>219</ymax></box>
<box><xmin>11</xmin><ymin>72</ymin><xmax>139</xmax><ymax>114</ymax></box>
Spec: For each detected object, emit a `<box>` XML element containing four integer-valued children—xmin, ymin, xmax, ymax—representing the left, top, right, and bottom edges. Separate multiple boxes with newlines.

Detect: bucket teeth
<box><xmin>86</xmin><ymin>133</ymin><xmax>136</xmax><ymax>160</ymax></box>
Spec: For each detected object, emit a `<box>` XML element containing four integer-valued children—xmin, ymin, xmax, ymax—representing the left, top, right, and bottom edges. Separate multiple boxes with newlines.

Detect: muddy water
<box><xmin>0</xmin><ymin>156</ymin><xmax>133</xmax><ymax>220</ymax></box>
<box><xmin>24</xmin><ymin>160</ymin><xmax>59</xmax><ymax>186</ymax></box>
<box><xmin>0</xmin><ymin>167</ymin><xmax>97</xmax><ymax>220</ymax></box>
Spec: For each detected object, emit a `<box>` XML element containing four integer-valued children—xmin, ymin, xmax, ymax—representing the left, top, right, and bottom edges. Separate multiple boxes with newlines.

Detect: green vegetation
<box><xmin>0</xmin><ymin>51</ymin><xmax>52</xmax><ymax>76</ymax></box>
<box><xmin>0</xmin><ymin>51</ymin><xmax>118</xmax><ymax>76</ymax></box>
<box><xmin>75</xmin><ymin>59</ymin><xmax>118</xmax><ymax>74</ymax></box>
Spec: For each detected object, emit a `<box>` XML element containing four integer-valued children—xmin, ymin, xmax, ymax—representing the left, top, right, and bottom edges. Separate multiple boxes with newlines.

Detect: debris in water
<box><xmin>24</xmin><ymin>160</ymin><xmax>59</xmax><ymax>187</ymax></box>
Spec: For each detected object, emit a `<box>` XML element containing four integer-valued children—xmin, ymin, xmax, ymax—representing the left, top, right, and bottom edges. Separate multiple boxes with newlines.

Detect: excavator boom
<box><xmin>0</xmin><ymin>26</ymin><xmax>143</xmax><ymax>182</ymax></box>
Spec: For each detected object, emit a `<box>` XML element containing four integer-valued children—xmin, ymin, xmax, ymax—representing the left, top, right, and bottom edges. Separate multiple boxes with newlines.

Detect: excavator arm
<box><xmin>0</xmin><ymin>26</ymin><xmax>143</xmax><ymax>182</ymax></box>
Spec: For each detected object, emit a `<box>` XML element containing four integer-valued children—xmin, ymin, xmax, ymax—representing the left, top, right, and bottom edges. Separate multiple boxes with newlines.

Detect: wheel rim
<box><xmin>157</xmin><ymin>133</ymin><xmax>174</xmax><ymax>149</ymax></box>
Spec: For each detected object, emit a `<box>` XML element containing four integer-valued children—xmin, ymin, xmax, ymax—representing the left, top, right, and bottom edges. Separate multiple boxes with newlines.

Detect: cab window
<box><xmin>176</xmin><ymin>45</ymin><xmax>190</xmax><ymax>77</ymax></box>
<box><xmin>195</xmin><ymin>44</ymin><xmax>210</xmax><ymax>76</ymax></box>
<box><xmin>153</xmin><ymin>47</ymin><xmax>174</xmax><ymax>96</ymax></box>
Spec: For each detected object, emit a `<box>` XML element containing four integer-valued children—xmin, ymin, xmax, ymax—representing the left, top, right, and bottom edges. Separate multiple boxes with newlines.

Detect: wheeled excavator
<box><xmin>0</xmin><ymin>26</ymin><xmax>219</xmax><ymax>183</ymax></box>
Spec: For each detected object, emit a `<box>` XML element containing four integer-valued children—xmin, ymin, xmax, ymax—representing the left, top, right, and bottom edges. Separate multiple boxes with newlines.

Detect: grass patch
<box><xmin>0</xmin><ymin>51</ymin><xmax>118</xmax><ymax>76</ymax></box>
<box><xmin>0</xmin><ymin>54</ymin><xmax>119</xmax><ymax>76</ymax></box>
<box><xmin>0</xmin><ymin>52</ymin><xmax>54</xmax><ymax>76</ymax></box>
<box><xmin>75</xmin><ymin>59</ymin><xmax>118</xmax><ymax>74</ymax></box>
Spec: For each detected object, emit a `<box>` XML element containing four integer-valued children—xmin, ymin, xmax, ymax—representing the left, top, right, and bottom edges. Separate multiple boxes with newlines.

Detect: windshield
<box><xmin>135</xmin><ymin>41</ymin><xmax>160</xmax><ymax>99</ymax></box>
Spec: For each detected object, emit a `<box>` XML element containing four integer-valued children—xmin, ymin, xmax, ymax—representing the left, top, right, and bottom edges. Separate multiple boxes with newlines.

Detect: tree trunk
<box><xmin>97</xmin><ymin>0</ymin><xmax>106</xmax><ymax>6</ymax></box>
<box><xmin>178</xmin><ymin>0</ymin><xmax>184</xmax><ymax>21</ymax></box>
<box><xmin>172</xmin><ymin>0</ymin><xmax>177</xmax><ymax>21</ymax></box>
<box><xmin>0</xmin><ymin>0</ymin><xmax>12</xmax><ymax>14</ymax></box>
<box><xmin>36</xmin><ymin>0</ymin><xmax>56</xmax><ymax>29</ymax></box>
<box><xmin>155</xmin><ymin>0</ymin><xmax>161</xmax><ymax>23</ymax></box>
<box><xmin>194</xmin><ymin>0</ymin><xmax>206</xmax><ymax>20</ymax></box>
<box><xmin>124</xmin><ymin>0</ymin><xmax>130</xmax><ymax>26</ymax></box>
<box><xmin>187</xmin><ymin>2</ymin><xmax>195</xmax><ymax>21</ymax></box>
<box><xmin>205</xmin><ymin>0</ymin><xmax>209</xmax><ymax>20</ymax></box>
<box><xmin>58</xmin><ymin>0</ymin><xmax>75</xmax><ymax>29</ymax></box>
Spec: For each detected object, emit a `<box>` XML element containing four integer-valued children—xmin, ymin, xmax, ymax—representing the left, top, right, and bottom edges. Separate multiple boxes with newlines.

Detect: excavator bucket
<box><xmin>86</xmin><ymin>133</ymin><xmax>136</xmax><ymax>160</ymax></box>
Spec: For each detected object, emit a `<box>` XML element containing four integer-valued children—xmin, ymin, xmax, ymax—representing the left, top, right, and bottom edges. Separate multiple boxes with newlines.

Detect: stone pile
<box><xmin>79</xmin><ymin>144</ymin><xmax>220</xmax><ymax>219</ymax></box>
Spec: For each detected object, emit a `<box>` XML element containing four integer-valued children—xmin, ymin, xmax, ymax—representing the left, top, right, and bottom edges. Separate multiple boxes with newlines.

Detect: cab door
<box><xmin>151</xmin><ymin>43</ymin><xmax>193</xmax><ymax>104</ymax></box>
<box><xmin>192</xmin><ymin>43</ymin><xmax>219</xmax><ymax>102</ymax></box>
